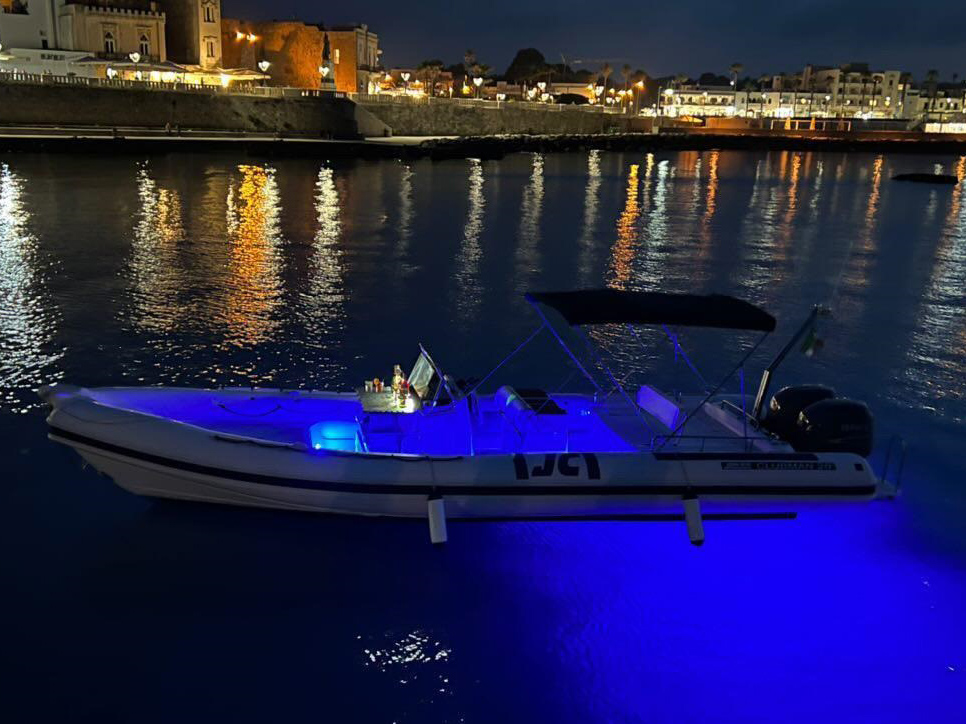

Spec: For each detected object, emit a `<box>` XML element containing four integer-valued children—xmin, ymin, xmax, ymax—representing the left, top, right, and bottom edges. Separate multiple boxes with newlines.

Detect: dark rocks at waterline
<box><xmin>399</xmin><ymin>132</ymin><xmax>966</xmax><ymax>161</ymax></box>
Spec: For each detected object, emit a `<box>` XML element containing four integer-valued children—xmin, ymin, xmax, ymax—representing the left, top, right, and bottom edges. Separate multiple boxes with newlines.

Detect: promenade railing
<box><xmin>0</xmin><ymin>70</ymin><xmax>346</xmax><ymax>99</ymax></box>
<box><xmin>349</xmin><ymin>92</ymin><xmax>626</xmax><ymax>113</ymax></box>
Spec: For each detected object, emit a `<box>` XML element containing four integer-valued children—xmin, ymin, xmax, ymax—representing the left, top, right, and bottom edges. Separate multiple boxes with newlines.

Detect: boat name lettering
<box><xmin>721</xmin><ymin>461</ymin><xmax>837</xmax><ymax>471</ymax></box>
<box><xmin>513</xmin><ymin>453</ymin><xmax>601</xmax><ymax>480</ymax></box>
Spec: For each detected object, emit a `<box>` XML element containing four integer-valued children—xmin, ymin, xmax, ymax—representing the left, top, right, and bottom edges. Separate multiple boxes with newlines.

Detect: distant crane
<box><xmin>560</xmin><ymin>53</ymin><xmax>631</xmax><ymax>67</ymax></box>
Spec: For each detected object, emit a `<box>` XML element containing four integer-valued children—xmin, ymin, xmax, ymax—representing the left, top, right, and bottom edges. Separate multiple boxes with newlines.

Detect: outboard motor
<box><xmin>762</xmin><ymin>385</ymin><xmax>835</xmax><ymax>442</ymax></box>
<box><xmin>794</xmin><ymin>399</ymin><xmax>874</xmax><ymax>457</ymax></box>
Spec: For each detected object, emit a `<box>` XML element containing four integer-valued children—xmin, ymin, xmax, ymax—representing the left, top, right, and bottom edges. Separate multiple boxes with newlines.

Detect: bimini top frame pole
<box><xmin>525</xmin><ymin>289</ymin><xmax>778</xmax><ymax>449</ymax></box>
<box><xmin>526</xmin><ymin>299</ymin><xmax>603</xmax><ymax>393</ymax></box>
<box><xmin>751</xmin><ymin>305</ymin><xmax>830</xmax><ymax>421</ymax></box>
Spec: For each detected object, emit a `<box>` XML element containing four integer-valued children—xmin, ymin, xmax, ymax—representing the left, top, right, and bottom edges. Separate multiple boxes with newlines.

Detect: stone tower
<box><xmin>156</xmin><ymin>0</ymin><xmax>221</xmax><ymax>67</ymax></box>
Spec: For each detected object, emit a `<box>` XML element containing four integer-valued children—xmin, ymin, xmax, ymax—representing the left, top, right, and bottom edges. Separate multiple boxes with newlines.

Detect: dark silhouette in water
<box><xmin>892</xmin><ymin>172</ymin><xmax>958</xmax><ymax>184</ymax></box>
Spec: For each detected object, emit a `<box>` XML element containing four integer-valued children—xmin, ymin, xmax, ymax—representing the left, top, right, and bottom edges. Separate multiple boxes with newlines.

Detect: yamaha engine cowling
<box><xmin>762</xmin><ymin>385</ymin><xmax>835</xmax><ymax>441</ymax></box>
<box><xmin>794</xmin><ymin>399</ymin><xmax>874</xmax><ymax>457</ymax></box>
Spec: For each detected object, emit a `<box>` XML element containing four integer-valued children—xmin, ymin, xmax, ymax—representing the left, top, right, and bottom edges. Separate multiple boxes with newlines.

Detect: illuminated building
<box><xmin>220</xmin><ymin>20</ymin><xmax>381</xmax><ymax>92</ymax></box>
<box><xmin>0</xmin><ymin>0</ymin><xmax>258</xmax><ymax>84</ymax></box>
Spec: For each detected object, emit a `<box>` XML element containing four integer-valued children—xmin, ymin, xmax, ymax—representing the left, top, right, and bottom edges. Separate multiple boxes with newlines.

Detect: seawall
<box><xmin>0</xmin><ymin>81</ymin><xmax>362</xmax><ymax>137</ymax></box>
<box><xmin>356</xmin><ymin>100</ymin><xmax>650</xmax><ymax>136</ymax></box>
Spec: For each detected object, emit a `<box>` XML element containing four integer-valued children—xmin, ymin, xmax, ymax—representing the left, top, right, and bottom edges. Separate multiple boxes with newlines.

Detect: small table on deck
<box><xmin>356</xmin><ymin>388</ymin><xmax>407</xmax><ymax>413</ymax></box>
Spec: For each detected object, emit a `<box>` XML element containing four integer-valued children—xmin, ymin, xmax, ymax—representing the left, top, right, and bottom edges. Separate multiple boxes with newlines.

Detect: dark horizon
<box><xmin>222</xmin><ymin>0</ymin><xmax>966</xmax><ymax>81</ymax></box>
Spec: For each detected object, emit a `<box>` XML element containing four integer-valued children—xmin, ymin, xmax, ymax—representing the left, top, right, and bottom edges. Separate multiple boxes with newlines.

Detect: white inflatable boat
<box><xmin>40</xmin><ymin>290</ymin><xmax>899</xmax><ymax>544</ymax></box>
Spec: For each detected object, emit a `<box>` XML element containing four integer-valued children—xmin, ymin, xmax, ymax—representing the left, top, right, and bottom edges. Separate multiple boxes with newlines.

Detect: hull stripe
<box><xmin>48</xmin><ymin>426</ymin><xmax>876</xmax><ymax>498</ymax></box>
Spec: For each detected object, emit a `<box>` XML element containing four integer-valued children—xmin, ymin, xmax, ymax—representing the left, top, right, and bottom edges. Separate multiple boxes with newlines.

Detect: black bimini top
<box><xmin>526</xmin><ymin>289</ymin><xmax>776</xmax><ymax>332</ymax></box>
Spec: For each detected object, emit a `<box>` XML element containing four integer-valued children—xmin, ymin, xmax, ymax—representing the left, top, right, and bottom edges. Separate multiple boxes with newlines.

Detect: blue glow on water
<box><xmin>2</xmin><ymin>151</ymin><xmax>965</xmax><ymax>721</ymax></box>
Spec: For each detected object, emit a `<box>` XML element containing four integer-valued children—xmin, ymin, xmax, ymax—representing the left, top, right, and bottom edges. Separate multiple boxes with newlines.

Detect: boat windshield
<box><xmin>409</xmin><ymin>351</ymin><xmax>435</xmax><ymax>400</ymax></box>
<box><xmin>410</xmin><ymin>345</ymin><xmax>458</xmax><ymax>407</ymax></box>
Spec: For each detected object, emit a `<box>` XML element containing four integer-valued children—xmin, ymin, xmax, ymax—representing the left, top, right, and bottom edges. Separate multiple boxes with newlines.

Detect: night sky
<box><xmin>223</xmin><ymin>0</ymin><xmax>966</xmax><ymax>80</ymax></box>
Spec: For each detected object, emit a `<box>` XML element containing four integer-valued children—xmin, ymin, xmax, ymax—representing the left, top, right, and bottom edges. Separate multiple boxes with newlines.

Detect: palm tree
<box><xmin>417</xmin><ymin>59</ymin><xmax>444</xmax><ymax>97</ymax></box>
<box><xmin>925</xmin><ymin>69</ymin><xmax>939</xmax><ymax>118</ymax></box>
<box><xmin>758</xmin><ymin>74</ymin><xmax>771</xmax><ymax>117</ymax></box>
<box><xmin>601</xmin><ymin>62</ymin><xmax>613</xmax><ymax>88</ymax></box>
<box><xmin>729</xmin><ymin>62</ymin><xmax>743</xmax><ymax>88</ymax></box>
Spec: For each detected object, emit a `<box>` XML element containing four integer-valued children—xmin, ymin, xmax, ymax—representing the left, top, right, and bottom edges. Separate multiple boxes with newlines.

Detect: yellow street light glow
<box><xmin>220</xmin><ymin>74</ymin><xmax>230</xmax><ymax>87</ymax></box>
<box><xmin>235</xmin><ymin>31</ymin><xmax>245</xmax><ymax>40</ymax></box>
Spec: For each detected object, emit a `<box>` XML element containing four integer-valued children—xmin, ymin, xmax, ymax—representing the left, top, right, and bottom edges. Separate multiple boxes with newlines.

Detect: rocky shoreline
<box><xmin>394</xmin><ymin>131</ymin><xmax>966</xmax><ymax>160</ymax></box>
<box><xmin>2</xmin><ymin>128</ymin><xmax>966</xmax><ymax>159</ymax></box>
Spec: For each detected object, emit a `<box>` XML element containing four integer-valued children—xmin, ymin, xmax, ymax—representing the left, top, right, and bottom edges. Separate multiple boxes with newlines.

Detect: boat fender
<box><xmin>427</xmin><ymin>495</ymin><xmax>448</xmax><ymax>546</ymax></box>
<box><xmin>683</xmin><ymin>494</ymin><xmax>704</xmax><ymax>546</ymax></box>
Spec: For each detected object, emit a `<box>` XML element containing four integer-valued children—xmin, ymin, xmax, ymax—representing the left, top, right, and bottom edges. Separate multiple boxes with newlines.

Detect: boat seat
<box><xmin>636</xmin><ymin>385</ymin><xmax>681</xmax><ymax>430</ymax></box>
<box><xmin>514</xmin><ymin>388</ymin><xmax>567</xmax><ymax>415</ymax></box>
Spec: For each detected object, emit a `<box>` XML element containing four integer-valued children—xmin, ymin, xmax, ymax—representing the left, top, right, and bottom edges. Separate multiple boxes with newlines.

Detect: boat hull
<box><xmin>48</xmin><ymin>423</ymin><xmax>880</xmax><ymax>520</ymax></box>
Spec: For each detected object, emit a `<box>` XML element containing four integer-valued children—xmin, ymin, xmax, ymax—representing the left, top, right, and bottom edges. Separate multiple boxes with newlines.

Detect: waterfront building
<box><xmin>748</xmin><ymin>64</ymin><xmax>913</xmax><ymax>119</ymax></box>
<box><xmin>221</xmin><ymin>19</ymin><xmax>323</xmax><ymax>88</ymax></box>
<box><xmin>659</xmin><ymin>85</ymin><xmax>736</xmax><ymax>117</ymax></box>
<box><xmin>325</xmin><ymin>25</ymin><xmax>380</xmax><ymax>93</ymax></box>
<box><xmin>156</xmin><ymin>0</ymin><xmax>221</xmax><ymax>68</ymax></box>
<box><xmin>655</xmin><ymin>64</ymin><xmax>920</xmax><ymax>121</ymax></box>
<box><xmin>0</xmin><ymin>0</ymin><xmax>167</xmax><ymax>70</ymax></box>
<box><xmin>0</xmin><ymin>0</ymin><xmax>260</xmax><ymax>85</ymax></box>
<box><xmin>220</xmin><ymin>20</ymin><xmax>380</xmax><ymax>92</ymax></box>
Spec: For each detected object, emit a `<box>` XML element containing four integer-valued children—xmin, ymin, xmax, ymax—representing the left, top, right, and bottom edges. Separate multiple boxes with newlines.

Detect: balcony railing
<box><xmin>97</xmin><ymin>52</ymin><xmax>161</xmax><ymax>64</ymax></box>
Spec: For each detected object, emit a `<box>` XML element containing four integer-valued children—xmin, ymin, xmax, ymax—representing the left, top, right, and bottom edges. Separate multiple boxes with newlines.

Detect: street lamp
<box><xmin>258</xmin><ymin>60</ymin><xmax>270</xmax><ymax>73</ymax></box>
<box><xmin>128</xmin><ymin>51</ymin><xmax>141</xmax><ymax>81</ymax></box>
<box><xmin>473</xmin><ymin>75</ymin><xmax>483</xmax><ymax>98</ymax></box>
<box><xmin>401</xmin><ymin>71</ymin><xmax>411</xmax><ymax>93</ymax></box>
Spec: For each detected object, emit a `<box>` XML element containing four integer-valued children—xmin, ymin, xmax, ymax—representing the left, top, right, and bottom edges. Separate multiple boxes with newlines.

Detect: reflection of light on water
<box><xmin>703</xmin><ymin>150</ymin><xmax>719</xmax><ymax>226</ymax></box>
<box><xmin>733</xmin><ymin>153</ymin><xmax>793</xmax><ymax>294</ymax></box>
<box><xmin>637</xmin><ymin>159</ymin><xmax>672</xmax><ymax>286</ymax></box>
<box><xmin>835</xmin><ymin>155</ymin><xmax>883</xmax><ymax>321</ymax></box>
<box><xmin>515</xmin><ymin>154</ymin><xmax>544</xmax><ymax>287</ymax></box>
<box><xmin>299</xmin><ymin>165</ymin><xmax>345</xmax><ymax>362</ymax></box>
<box><xmin>454</xmin><ymin>158</ymin><xmax>486</xmax><ymax>321</ymax></box>
<box><xmin>809</xmin><ymin>160</ymin><xmax>824</xmax><ymax>218</ymax></box>
<box><xmin>130</xmin><ymin>165</ymin><xmax>186</xmax><ymax>332</ymax></box>
<box><xmin>782</xmin><ymin>152</ymin><xmax>801</xmax><ymax>228</ymax></box>
<box><xmin>220</xmin><ymin>164</ymin><xmax>283</xmax><ymax>347</ymax></box>
<box><xmin>695</xmin><ymin>150</ymin><xmax>720</xmax><ymax>249</ymax></box>
<box><xmin>577</xmin><ymin>150</ymin><xmax>602</xmax><ymax>285</ymax></box>
<box><xmin>0</xmin><ymin>164</ymin><xmax>62</xmax><ymax>413</ymax></box>
<box><xmin>360</xmin><ymin>631</ymin><xmax>452</xmax><ymax>692</ymax></box>
<box><xmin>904</xmin><ymin>157</ymin><xmax>966</xmax><ymax>420</ymax></box>
<box><xmin>609</xmin><ymin>163</ymin><xmax>639</xmax><ymax>289</ymax></box>
<box><xmin>395</xmin><ymin>163</ymin><xmax>415</xmax><ymax>275</ymax></box>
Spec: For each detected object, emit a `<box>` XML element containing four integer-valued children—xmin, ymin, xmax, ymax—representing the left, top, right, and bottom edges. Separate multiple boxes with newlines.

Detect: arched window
<box><xmin>104</xmin><ymin>31</ymin><xmax>116</xmax><ymax>54</ymax></box>
<box><xmin>139</xmin><ymin>34</ymin><xmax>150</xmax><ymax>56</ymax></box>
